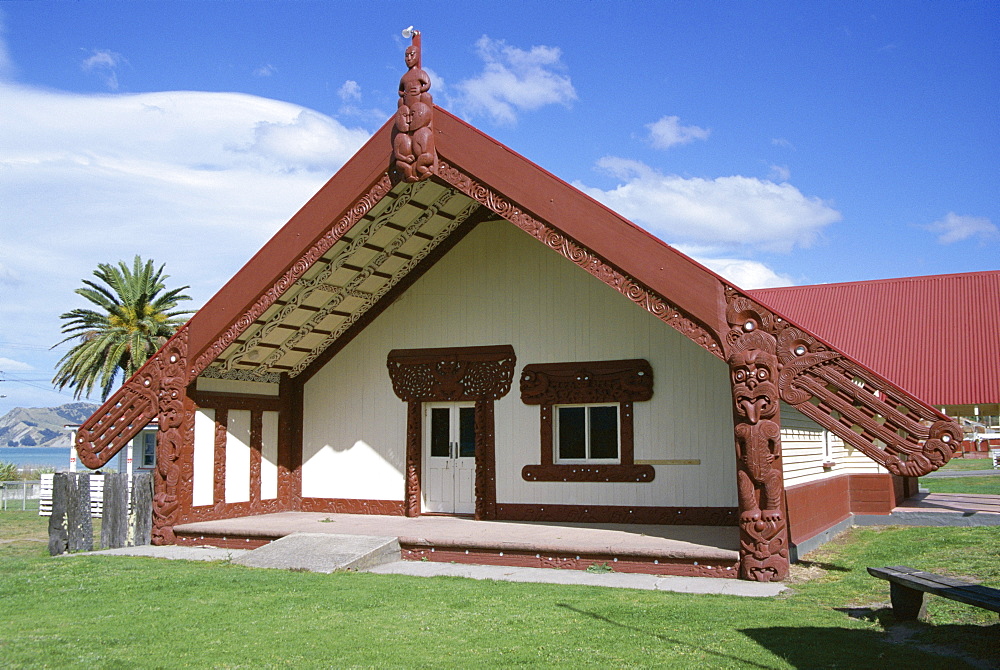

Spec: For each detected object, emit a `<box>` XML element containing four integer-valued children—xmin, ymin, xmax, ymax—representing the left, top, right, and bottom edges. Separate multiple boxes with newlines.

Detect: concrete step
<box><xmin>231</xmin><ymin>532</ymin><xmax>401</xmax><ymax>573</ymax></box>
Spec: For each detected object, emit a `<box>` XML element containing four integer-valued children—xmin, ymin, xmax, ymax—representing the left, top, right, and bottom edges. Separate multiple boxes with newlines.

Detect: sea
<box><xmin>0</xmin><ymin>447</ymin><xmax>77</xmax><ymax>472</ymax></box>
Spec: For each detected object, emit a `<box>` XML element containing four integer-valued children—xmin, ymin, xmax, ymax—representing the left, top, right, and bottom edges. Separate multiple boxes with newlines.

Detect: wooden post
<box><xmin>130</xmin><ymin>472</ymin><xmax>153</xmax><ymax>546</ymax></box>
<box><xmin>66</xmin><ymin>473</ymin><xmax>93</xmax><ymax>553</ymax></box>
<box><xmin>101</xmin><ymin>472</ymin><xmax>128</xmax><ymax>549</ymax></box>
<box><xmin>48</xmin><ymin>473</ymin><xmax>69</xmax><ymax>556</ymax></box>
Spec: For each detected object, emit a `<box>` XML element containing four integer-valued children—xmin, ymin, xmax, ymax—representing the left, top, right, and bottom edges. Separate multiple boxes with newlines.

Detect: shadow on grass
<box><xmin>556</xmin><ymin>603</ymin><xmax>781</xmax><ymax>669</ymax></box>
<box><xmin>741</xmin><ymin>624</ymin><xmax>998</xmax><ymax>669</ymax></box>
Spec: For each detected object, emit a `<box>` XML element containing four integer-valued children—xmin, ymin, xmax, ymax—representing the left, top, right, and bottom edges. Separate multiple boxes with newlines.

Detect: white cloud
<box><xmin>646</xmin><ymin>116</ymin><xmax>710</xmax><ymax>150</ymax></box>
<box><xmin>771</xmin><ymin>137</ymin><xmax>795</xmax><ymax>150</ymax></box>
<box><xmin>922</xmin><ymin>212</ymin><xmax>998</xmax><ymax>245</ymax></box>
<box><xmin>768</xmin><ymin>164</ymin><xmax>791</xmax><ymax>182</ymax></box>
<box><xmin>576</xmin><ymin>157</ymin><xmax>841</xmax><ymax>253</ymax></box>
<box><xmin>677</xmin><ymin>251</ymin><xmax>795</xmax><ymax>289</ymax></box>
<box><xmin>339</xmin><ymin>80</ymin><xmax>361</xmax><ymax>102</ymax></box>
<box><xmin>0</xmin><ymin>357</ymin><xmax>33</xmax><ymax>372</ymax></box>
<box><xmin>451</xmin><ymin>36</ymin><xmax>576</xmax><ymax>124</ymax></box>
<box><xmin>254</xmin><ymin>64</ymin><xmax>277</xmax><ymax>77</ymax></box>
<box><xmin>0</xmin><ymin>81</ymin><xmax>372</xmax><ymax>413</ymax></box>
<box><xmin>81</xmin><ymin>49</ymin><xmax>125</xmax><ymax>90</ymax></box>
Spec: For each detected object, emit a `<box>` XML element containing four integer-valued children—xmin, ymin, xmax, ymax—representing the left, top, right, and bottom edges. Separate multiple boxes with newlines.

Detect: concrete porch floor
<box><xmin>173</xmin><ymin>512</ymin><xmax>742</xmax><ymax>578</ymax></box>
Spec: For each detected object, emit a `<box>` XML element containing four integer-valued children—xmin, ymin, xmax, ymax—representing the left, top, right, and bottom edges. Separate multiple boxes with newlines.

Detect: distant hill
<box><xmin>0</xmin><ymin>403</ymin><xmax>100</xmax><ymax>448</ymax></box>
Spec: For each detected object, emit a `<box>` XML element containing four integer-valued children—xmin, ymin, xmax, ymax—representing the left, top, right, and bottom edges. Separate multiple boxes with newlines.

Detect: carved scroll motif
<box><xmin>386</xmin><ymin>345</ymin><xmax>517</xmax><ymax>403</ymax></box>
<box><xmin>74</xmin><ymin>331</ymin><xmax>177</xmax><ymax>469</ymax></box>
<box><xmin>727</xmin><ymin>324</ymin><xmax>789</xmax><ymax>582</ymax></box>
<box><xmin>725</xmin><ymin>288</ymin><xmax>962</xmax><ymax>478</ymax></box>
<box><xmin>386</xmin><ymin>345</ymin><xmax>516</xmax><ymax>520</ymax></box>
<box><xmin>520</xmin><ymin>359</ymin><xmax>654</xmax><ymax>405</ymax></box>
<box><xmin>392</xmin><ymin>30</ymin><xmax>437</xmax><ymax>182</ymax></box>
<box><xmin>436</xmin><ymin>161</ymin><xmax>723</xmax><ymax>358</ymax></box>
<box><xmin>152</xmin><ymin>328</ymin><xmax>190</xmax><ymax>545</ymax></box>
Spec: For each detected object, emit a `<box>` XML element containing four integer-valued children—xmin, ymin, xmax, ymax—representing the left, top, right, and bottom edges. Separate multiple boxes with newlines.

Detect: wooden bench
<box><xmin>868</xmin><ymin>565</ymin><xmax>1000</xmax><ymax>620</ymax></box>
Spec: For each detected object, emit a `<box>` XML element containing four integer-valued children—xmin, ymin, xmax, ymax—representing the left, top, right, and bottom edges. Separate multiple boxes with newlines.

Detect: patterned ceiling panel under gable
<box><xmin>201</xmin><ymin>179</ymin><xmax>481</xmax><ymax>382</ymax></box>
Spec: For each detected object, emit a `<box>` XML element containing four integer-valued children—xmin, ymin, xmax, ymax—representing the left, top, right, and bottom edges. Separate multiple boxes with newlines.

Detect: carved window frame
<box><xmin>520</xmin><ymin>360</ymin><xmax>655</xmax><ymax>483</ymax></box>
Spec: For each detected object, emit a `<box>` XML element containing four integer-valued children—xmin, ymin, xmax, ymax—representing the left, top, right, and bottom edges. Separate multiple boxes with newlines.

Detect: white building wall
<box><xmin>781</xmin><ymin>402</ymin><xmax>885</xmax><ymax>487</ymax></box>
<box><xmin>303</xmin><ymin>220</ymin><xmax>737</xmax><ymax>507</ymax></box>
<box><xmin>225</xmin><ymin>410</ymin><xmax>252</xmax><ymax>503</ymax></box>
<box><xmin>192</xmin><ymin>409</ymin><xmax>216</xmax><ymax>506</ymax></box>
<box><xmin>261</xmin><ymin>411</ymin><xmax>279</xmax><ymax>500</ymax></box>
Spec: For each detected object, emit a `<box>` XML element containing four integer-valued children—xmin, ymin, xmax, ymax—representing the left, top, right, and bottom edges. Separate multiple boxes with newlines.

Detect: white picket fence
<box><xmin>39</xmin><ymin>473</ymin><xmax>105</xmax><ymax>517</ymax></box>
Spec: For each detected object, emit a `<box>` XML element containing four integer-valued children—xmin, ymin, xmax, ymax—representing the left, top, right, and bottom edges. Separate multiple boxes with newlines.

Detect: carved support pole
<box><xmin>727</xmin><ymin>321</ymin><xmax>789</xmax><ymax>582</ymax></box>
<box><xmin>405</xmin><ymin>401</ymin><xmax>422</xmax><ymax>517</ymax></box>
<box><xmin>152</xmin><ymin>329</ymin><xmax>190</xmax><ymax>545</ymax></box>
<box><xmin>474</xmin><ymin>400</ymin><xmax>496</xmax><ymax>520</ymax></box>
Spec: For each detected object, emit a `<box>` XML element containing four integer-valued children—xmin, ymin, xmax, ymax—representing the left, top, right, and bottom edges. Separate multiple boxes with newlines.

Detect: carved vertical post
<box><xmin>474</xmin><ymin>400</ymin><xmax>497</xmax><ymax>521</ymax></box>
<box><xmin>152</xmin><ymin>330</ymin><xmax>189</xmax><ymax>545</ymax></box>
<box><xmin>405</xmin><ymin>401</ymin><xmax>422</xmax><ymax>517</ymax></box>
<box><xmin>726</xmin><ymin>314</ymin><xmax>789</xmax><ymax>582</ymax></box>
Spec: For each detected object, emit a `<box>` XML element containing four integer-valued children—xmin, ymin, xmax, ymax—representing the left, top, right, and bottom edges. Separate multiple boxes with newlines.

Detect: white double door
<box><xmin>423</xmin><ymin>402</ymin><xmax>476</xmax><ymax>514</ymax></box>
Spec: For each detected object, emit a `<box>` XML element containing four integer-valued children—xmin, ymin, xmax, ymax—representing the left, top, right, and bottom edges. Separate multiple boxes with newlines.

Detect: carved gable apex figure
<box><xmin>393</xmin><ymin>28</ymin><xmax>438</xmax><ymax>182</ymax></box>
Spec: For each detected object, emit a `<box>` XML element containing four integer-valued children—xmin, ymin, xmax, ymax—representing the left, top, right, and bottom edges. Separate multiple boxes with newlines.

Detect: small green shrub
<box><xmin>0</xmin><ymin>461</ymin><xmax>19</xmax><ymax>481</ymax></box>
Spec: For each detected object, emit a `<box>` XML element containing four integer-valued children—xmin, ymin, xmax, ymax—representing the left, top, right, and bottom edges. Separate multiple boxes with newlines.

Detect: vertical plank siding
<box><xmin>303</xmin><ymin>221</ymin><xmax>737</xmax><ymax>508</ymax></box>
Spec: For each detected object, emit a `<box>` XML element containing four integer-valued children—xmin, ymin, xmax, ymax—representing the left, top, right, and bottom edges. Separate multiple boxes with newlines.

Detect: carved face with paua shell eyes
<box><xmin>730</xmin><ymin>348</ymin><xmax>780</xmax><ymax>424</ymax></box>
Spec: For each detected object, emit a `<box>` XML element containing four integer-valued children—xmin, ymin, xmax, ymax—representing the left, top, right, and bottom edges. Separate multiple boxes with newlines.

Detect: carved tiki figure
<box><xmin>393</xmin><ymin>33</ymin><xmax>437</xmax><ymax>182</ymax></box>
<box><xmin>728</xmin><ymin>330</ymin><xmax>789</xmax><ymax>581</ymax></box>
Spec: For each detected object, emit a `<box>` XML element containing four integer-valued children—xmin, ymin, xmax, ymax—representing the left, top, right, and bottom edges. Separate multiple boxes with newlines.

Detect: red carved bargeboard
<box><xmin>725</xmin><ymin>288</ymin><xmax>962</xmax><ymax>477</ymax></box>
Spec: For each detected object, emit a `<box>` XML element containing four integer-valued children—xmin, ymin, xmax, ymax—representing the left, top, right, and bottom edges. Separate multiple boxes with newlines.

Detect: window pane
<box><xmin>143</xmin><ymin>433</ymin><xmax>156</xmax><ymax>466</ymax></box>
<box><xmin>458</xmin><ymin>407</ymin><xmax>476</xmax><ymax>458</ymax></box>
<box><xmin>557</xmin><ymin>406</ymin><xmax>586</xmax><ymax>459</ymax></box>
<box><xmin>589</xmin><ymin>406</ymin><xmax>619</xmax><ymax>459</ymax></box>
<box><xmin>430</xmin><ymin>408</ymin><xmax>451</xmax><ymax>457</ymax></box>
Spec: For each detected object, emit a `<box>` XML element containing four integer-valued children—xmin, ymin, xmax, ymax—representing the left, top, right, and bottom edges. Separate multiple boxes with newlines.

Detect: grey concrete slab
<box><xmin>231</xmin><ymin>533</ymin><xmax>401</xmax><ymax>573</ymax></box>
<box><xmin>365</xmin><ymin>560</ymin><xmax>788</xmax><ymax>597</ymax></box>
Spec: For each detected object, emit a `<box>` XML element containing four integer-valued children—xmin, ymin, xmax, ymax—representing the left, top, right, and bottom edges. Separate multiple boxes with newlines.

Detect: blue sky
<box><xmin>0</xmin><ymin>1</ymin><xmax>996</xmax><ymax>415</ymax></box>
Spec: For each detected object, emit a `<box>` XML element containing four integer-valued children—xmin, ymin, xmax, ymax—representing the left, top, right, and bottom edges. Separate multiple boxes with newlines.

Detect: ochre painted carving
<box><xmin>436</xmin><ymin>162</ymin><xmax>723</xmax><ymax>357</ymax></box>
<box><xmin>494</xmin><ymin>503</ymin><xmax>738</xmax><ymax>526</ymax></box>
<box><xmin>725</xmin><ymin>288</ymin><xmax>962</xmax><ymax>477</ymax></box>
<box><xmin>392</xmin><ymin>30</ymin><xmax>437</xmax><ymax>182</ymax></box>
<box><xmin>727</xmin><ymin>325</ymin><xmax>788</xmax><ymax>582</ymax></box>
<box><xmin>152</xmin><ymin>329</ymin><xmax>190</xmax><ymax>545</ymax></box>
<box><xmin>387</xmin><ymin>345</ymin><xmax>516</xmax><ymax>520</ymax></box>
<box><xmin>519</xmin><ymin>360</ymin><xmax>654</xmax><ymax>483</ymax></box>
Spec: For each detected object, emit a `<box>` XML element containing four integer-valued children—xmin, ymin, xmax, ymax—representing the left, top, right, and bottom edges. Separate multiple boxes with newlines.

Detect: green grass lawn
<box><xmin>939</xmin><ymin>457</ymin><xmax>995</xmax><ymax>472</ymax></box>
<box><xmin>0</xmin><ymin>511</ymin><xmax>997</xmax><ymax>669</ymax></box>
<box><xmin>921</xmin><ymin>476</ymin><xmax>1000</xmax><ymax>495</ymax></box>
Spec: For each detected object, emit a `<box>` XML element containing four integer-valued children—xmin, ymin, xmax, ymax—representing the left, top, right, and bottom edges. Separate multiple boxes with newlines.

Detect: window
<box><xmin>519</xmin><ymin>359</ymin><xmax>655</xmax><ymax>482</ymax></box>
<box><xmin>555</xmin><ymin>404</ymin><xmax>619</xmax><ymax>462</ymax></box>
<box><xmin>140</xmin><ymin>431</ymin><xmax>156</xmax><ymax>468</ymax></box>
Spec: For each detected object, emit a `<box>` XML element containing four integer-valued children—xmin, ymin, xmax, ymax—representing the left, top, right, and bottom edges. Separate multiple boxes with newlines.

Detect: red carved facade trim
<box><xmin>436</xmin><ymin>161</ymin><xmax>724</xmax><ymax>358</ymax></box>
<box><xmin>152</xmin><ymin>330</ymin><xmax>191</xmax><ymax>545</ymax></box>
<box><xmin>519</xmin><ymin>360</ymin><xmax>654</xmax><ymax>483</ymax></box>
<box><xmin>75</xmin><ymin>326</ymin><xmax>191</xmax><ymax>469</ymax></box>
<box><xmin>386</xmin><ymin>345</ymin><xmax>516</xmax><ymax>520</ymax></box>
<box><xmin>213</xmin><ymin>408</ymin><xmax>227</xmax><ymax>505</ymax></box>
<box><xmin>299</xmin><ymin>498</ymin><xmax>406</xmax><ymax>515</ymax></box>
<box><xmin>250</xmin><ymin>411</ymin><xmax>262</xmax><ymax>505</ymax></box>
<box><xmin>189</xmin><ymin>390</ymin><xmax>282</xmax><ymax>412</ymax></box>
<box><xmin>725</xmin><ymin>287</ymin><xmax>963</xmax><ymax>477</ymax></box>
<box><xmin>190</xmin><ymin>174</ymin><xmax>394</xmax><ymax>379</ymax></box>
<box><xmin>727</xmin><ymin>313</ymin><xmax>789</xmax><ymax>582</ymax></box>
<box><xmin>495</xmin><ymin>503</ymin><xmax>738</xmax><ymax>526</ymax></box>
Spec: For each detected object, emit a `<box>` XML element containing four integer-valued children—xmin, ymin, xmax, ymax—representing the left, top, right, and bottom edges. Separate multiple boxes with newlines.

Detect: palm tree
<box><xmin>52</xmin><ymin>256</ymin><xmax>192</xmax><ymax>401</ymax></box>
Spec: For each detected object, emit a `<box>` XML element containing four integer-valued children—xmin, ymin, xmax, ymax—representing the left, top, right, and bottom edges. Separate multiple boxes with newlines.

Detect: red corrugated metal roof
<box><xmin>750</xmin><ymin>271</ymin><xmax>1000</xmax><ymax>408</ymax></box>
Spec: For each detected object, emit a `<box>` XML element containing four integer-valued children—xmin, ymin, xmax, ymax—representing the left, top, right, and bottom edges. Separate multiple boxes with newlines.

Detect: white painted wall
<box><xmin>225</xmin><ymin>410</ymin><xmax>251</xmax><ymax>503</ymax></box>
<box><xmin>303</xmin><ymin>219</ymin><xmax>737</xmax><ymax>507</ymax></box>
<box><xmin>781</xmin><ymin>402</ymin><xmax>884</xmax><ymax>486</ymax></box>
<box><xmin>192</xmin><ymin>409</ymin><xmax>216</xmax><ymax>506</ymax></box>
<box><xmin>261</xmin><ymin>411</ymin><xmax>279</xmax><ymax>500</ymax></box>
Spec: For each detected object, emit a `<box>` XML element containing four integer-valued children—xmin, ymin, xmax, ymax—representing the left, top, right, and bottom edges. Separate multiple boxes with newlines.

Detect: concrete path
<box><xmin>68</xmin><ymin>542</ymin><xmax>787</xmax><ymax>597</ymax></box>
